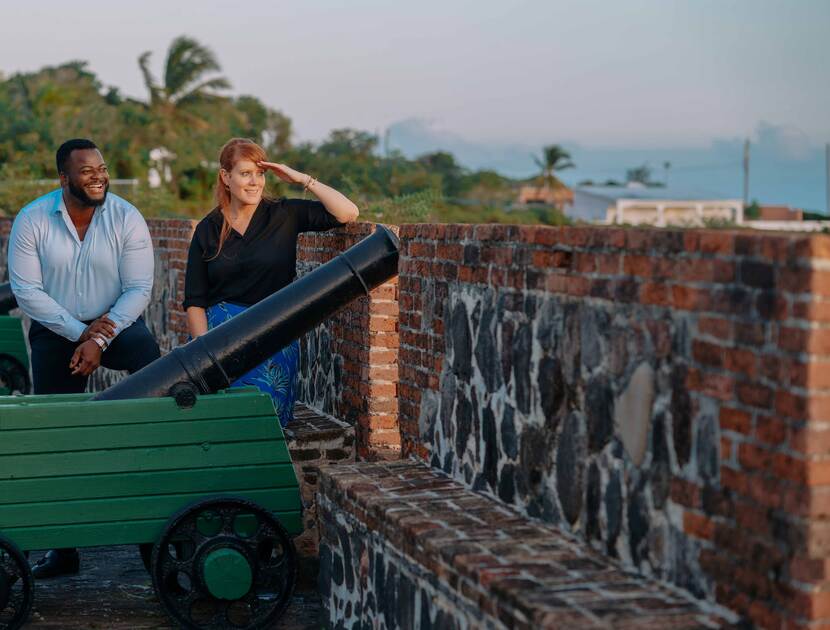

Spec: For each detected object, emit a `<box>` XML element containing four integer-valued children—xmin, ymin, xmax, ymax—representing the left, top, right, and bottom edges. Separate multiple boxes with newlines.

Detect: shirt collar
<box><xmin>52</xmin><ymin>188</ymin><xmax>110</xmax><ymax>215</ymax></box>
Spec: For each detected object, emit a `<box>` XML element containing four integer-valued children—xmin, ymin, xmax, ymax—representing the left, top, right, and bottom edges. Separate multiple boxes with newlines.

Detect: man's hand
<box><xmin>70</xmin><ymin>340</ymin><xmax>103</xmax><ymax>376</ymax></box>
<box><xmin>79</xmin><ymin>315</ymin><xmax>116</xmax><ymax>343</ymax></box>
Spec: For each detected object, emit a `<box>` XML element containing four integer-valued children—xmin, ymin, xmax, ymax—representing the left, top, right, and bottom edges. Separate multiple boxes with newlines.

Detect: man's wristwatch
<box><xmin>91</xmin><ymin>335</ymin><xmax>108</xmax><ymax>351</ymax></box>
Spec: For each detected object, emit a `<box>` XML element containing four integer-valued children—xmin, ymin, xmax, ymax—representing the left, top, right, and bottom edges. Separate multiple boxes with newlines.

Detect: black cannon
<box><xmin>95</xmin><ymin>224</ymin><xmax>399</xmax><ymax>403</ymax></box>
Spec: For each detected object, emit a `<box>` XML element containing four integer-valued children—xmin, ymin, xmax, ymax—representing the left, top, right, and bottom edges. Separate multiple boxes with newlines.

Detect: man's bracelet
<box><xmin>91</xmin><ymin>335</ymin><xmax>108</xmax><ymax>351</ymax></box>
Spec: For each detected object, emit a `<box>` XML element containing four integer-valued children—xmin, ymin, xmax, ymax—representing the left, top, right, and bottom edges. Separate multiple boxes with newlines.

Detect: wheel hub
<box><xmin>202</xmin><ymin>547</ymin><xmax>252</xmax><ymax>600</ymax></box>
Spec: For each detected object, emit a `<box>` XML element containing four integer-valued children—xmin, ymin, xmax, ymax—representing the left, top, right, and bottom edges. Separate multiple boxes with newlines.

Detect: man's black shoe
<box><xmin>31</xmin><ymin>549</ymin><xmax>80</xmax><ymax>579</ymax></box>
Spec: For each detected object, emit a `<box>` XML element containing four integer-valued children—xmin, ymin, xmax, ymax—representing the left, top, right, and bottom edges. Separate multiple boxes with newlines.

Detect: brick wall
<box><xmin>397</xmin><ymin>223</ymin><xmax>830</xmax><ymax>628</ymax></box>
<box><xmin>296</xmin><ymin>223</ymin><xmax>400</xmax><ymax>459</ymax></box>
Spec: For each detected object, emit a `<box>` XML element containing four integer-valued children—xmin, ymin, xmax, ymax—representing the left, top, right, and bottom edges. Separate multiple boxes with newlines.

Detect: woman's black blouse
<box><xmin>183</xmin><ymin>197</ymin><xmax>344</xmax><ymax>309</ymax></box>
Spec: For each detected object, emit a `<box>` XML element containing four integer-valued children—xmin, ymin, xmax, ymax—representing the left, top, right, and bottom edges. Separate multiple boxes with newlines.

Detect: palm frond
<box><xmin>173</xmin><ymin>77</ymin><xmax>232</xmax><ymax>106</ymax></box>
<box><xmin>138</xmin><ymin>51</ymin><xmax>161</xmax><ymax>104</ymax></box>
<box><xmin>164</xmin><ymin>36</ymin><xmax>226</xmax><ymax>98</ymax></box>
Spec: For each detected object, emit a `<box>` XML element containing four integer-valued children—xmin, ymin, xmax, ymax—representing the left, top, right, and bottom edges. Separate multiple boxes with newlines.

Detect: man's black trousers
<box><xmin>28</xmin><ymin>317</ymin><xmax>161</xmax><ymax>394</ymax></box>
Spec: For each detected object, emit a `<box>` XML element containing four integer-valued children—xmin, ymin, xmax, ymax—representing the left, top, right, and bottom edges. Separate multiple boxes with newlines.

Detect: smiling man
<box><xmin>7</xmin><ymin>138</ymin><xmax>161</xmax><ymax>578</ymax></box>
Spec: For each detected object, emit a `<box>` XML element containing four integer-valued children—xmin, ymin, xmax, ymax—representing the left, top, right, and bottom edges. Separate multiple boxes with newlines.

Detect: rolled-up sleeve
<box><xmin>8</xmin><ymin>212</ymin><xmax>87</xmax><ymax>341</ymax></box>
<box><xmin>107</xmin><ymin>211</ymin><xmax>154</xmax><ymax>337</ymax></box>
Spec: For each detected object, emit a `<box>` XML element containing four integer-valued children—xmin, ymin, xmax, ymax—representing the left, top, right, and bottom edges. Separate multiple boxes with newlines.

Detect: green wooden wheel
<box><xmin>0</xmin><ymin>535</ymin><xmax>33</xmax><ymax>630</ymax></box>
<box><xmin>150</xmin><ymin>497</ymin><xmax>297</xmax><ymax>630</ymax></box>
<box><xmin>0</xmin><ymin>356</ymin><xmax>28</xmax><ymax>396</ymax></box>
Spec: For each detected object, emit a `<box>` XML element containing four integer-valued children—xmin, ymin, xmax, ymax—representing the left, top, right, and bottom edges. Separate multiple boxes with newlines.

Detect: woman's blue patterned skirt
<box><xmin>206</xmin><ymin>301</ymin><xmax>299</xmax><ymax>427</ymax></box>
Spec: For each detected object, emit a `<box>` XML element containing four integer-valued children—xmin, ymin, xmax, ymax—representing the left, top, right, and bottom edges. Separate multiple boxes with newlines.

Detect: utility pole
<box><xmin>742</xmin><ymin>139</ymin><xmax>750</xmax><ymax>207</ymax></box>
<box><xmin>826</xmin><ymin>142</ymin><xmax>829</xmax><ymax>216</ymax></box>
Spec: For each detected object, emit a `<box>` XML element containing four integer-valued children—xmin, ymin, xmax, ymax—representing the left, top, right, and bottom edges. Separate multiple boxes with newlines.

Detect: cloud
<box><xmin>754</xmin><ymin>121</ymin><xmax>813</xmax><ymax>161</ymax></box>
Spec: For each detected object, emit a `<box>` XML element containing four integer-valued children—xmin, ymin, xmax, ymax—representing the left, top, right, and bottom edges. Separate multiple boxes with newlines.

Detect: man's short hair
<box><xmin>56</xmin><ymin>139</ymin><xmax>99</xmax><ymax>175</ymax></box>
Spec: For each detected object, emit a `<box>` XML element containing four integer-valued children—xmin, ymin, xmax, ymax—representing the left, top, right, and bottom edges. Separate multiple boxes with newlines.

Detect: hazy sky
<box><xmin>1</xmin><ymin>0</ymin><xmax>827</xmax><ymax>149</ymax></box>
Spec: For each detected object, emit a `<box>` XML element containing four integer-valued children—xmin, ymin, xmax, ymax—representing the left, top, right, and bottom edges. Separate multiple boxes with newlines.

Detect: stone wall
<box><xmin>397</xmin><ymin>224</ymin><xmax>830</xmax><ymax>628</ymax></box>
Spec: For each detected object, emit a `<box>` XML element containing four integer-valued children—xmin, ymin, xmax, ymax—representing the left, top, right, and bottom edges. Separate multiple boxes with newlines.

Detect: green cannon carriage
<box><xmin>0</xmin><ymin>388</ymin><xmax>302</xmax><ymax>629</ymax></box>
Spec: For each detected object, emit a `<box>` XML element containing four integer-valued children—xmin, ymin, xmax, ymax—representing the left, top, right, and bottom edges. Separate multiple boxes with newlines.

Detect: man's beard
<box><xmin>67</xmin><ymin>179</ymin><xmax>109</xmax><ymax>207</ymax></box>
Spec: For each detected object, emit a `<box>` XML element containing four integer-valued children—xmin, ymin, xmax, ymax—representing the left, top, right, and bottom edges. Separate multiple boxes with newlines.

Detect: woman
<box><xmin>183</xmin><ymin>138</ymin><xmax>359</xmax><ymax>426</ymax></box>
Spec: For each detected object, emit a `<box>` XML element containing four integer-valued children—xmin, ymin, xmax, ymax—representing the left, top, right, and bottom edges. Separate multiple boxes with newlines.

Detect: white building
<box><xmin>569</xmin><ymin>183</ymin><xmax>744</xmax><ymax>226</ymax></box>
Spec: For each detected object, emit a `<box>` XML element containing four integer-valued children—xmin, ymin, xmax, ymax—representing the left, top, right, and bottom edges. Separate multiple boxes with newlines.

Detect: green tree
<box><xmin>138</xmin><ymin>36</ymin><xmax>230</xmax><ymax>146</ymax></box>
<box><xmin>625</xmin><ymin>164</ymin><xmax>654</xmax><ymax>186</ymax></box>
<box><xmin>533</xmin><ymin>144</ymin><xmax>574</xmax><ymax>187</ymax></box>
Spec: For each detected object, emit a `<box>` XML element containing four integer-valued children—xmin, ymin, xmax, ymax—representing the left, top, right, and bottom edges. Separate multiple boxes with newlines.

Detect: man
<box><xmin>8</xmin><ymin>138</ymin><xmax>161</xmax><ymax>578</ymax></box>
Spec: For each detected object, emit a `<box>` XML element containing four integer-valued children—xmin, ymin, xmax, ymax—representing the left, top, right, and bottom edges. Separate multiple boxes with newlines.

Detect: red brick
<box><xmin>671</xmin><ymin>285</ymin><xmax>712</xmax><ymax>311</ymax></box>
<box><xmin>720</xmin><ymin>467</ymin><xmax>749</xmax><ymax>495</ymax></box>
<box><xmin>670</xmin><ymin>478</ymin><xmax>701</xmax><ymax>508</ymax></box>
<box><xmin>686</xmin><ymin>368</ymin><xmax>734</xmax><ymax>400</ymax></box>
<box><xmin>755</xmin><ymin>415</ymin><xmax>788</xmax><ymax>445</ymax></box>
<box><xmin>738</xmin><ymin>443</ymin><xmax>774</xmax><ymax>471</ymax></box>
<box><xmin>736</xmin><ymin>382</ymin><xmax>773</xmax><ymax>408</ymax></box>
<box><xmin>724</xmin><ymin>347</ymin><xmax>757</xmax><ymax>377</ymax></box>
<box><xmin>692</xmin><ymin>339</ymin><xmax>725</xmax><ymax>368</ymax></box>
<box><xmin>792</xmin><ymin>300</ymin><xmax>830</xmax><ymax>323</ymax></box>
<box><xmin>639</xmin><ymin>282</ymin><xmax>669</xmax><ymax>306</ymax></box>
<box><xmin>698</xmin><ymin>232</ymin><xmax>735</xmax><ymax>255</ymax></box>
<box><xmin>683</xmin><ymin>511</ymin><xmax>714</xmax><ymax>540</ymax></box>
<box><xmin>623</xmin><ymin>255</ymin><xmax>654</xmax><ymax>277</ymax></box>
<box><xmin>790</xmin><ymin>428</ymin><xmax>830</xmax><ymax>455</ymax></box>
<box><xmin>720</xmin><ymin>407</ymin><xmax>752</xmax><ymax>434</ymax></box>
<box><xmin>698</xmin><ymin>316</ymin><xmax>732</xmax><ymax>341</ymax></box>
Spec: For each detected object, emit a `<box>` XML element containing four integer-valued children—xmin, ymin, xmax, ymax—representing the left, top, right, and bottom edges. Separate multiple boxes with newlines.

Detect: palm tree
<box><xmin>139</xmin><ymin>36</ymin><xmax>231</xmax><ymax>141</ymax></box>
<box><xmin>533</xmin><ymin>144</ymin><xmax>575</xmax><ymax>188</ymax></box>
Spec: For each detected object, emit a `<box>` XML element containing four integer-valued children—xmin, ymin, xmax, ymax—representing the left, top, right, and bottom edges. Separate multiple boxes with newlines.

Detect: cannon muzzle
<box><xmin>0</xmin><ymin>283</ymin><xmax>17</xmax><ymax>315</ymax></box>
<box><xmin>94</xmin><ymin>225</ymin><xmax>399</xmax><ymax>402</ymax></box>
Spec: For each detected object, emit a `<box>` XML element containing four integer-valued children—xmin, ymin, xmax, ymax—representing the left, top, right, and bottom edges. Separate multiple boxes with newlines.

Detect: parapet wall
<box><xmin>397</xmin><ymin>223</ymin><xmax>830</xmax><ymax>628</ymax></box>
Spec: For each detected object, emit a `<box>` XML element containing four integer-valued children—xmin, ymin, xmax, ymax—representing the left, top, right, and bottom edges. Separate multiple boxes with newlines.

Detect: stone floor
<box><xmin>25</xmin><ymin>546</ymin><xmax>323</xmax><ymax>629</ymax></box>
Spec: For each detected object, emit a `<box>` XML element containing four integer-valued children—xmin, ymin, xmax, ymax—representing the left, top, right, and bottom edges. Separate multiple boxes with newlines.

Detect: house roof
<box><xmin>575</xmin><ymin>183</ymin><xmax>737</xmax><ymax>202</ymax></box>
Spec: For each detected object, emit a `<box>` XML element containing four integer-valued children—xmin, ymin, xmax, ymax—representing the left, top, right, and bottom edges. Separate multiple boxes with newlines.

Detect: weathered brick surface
<box><xmin>287</xmin><ymin>403</ymin><xmax>355</xmax><ymax>558</ymax></box>
<box><xmin>397</xmin><ymin>224</ymin><xmax>830</xmax><ymax>628</ymax></box>
<box><xmin>318</xmin><ymin>461</ymin><xmax>737</xmax><ymax>628</ymax></box>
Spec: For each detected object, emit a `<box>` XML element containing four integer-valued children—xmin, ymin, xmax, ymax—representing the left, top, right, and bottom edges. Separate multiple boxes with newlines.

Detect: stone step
<box><xmin>318</xmin><ymin>460</ymin><xmax>739</xmax><ymax>629</ymax></box>
<box><xmin>286</xmin><ymin>402</ymin><xmax>355</xmax><ymax>562</ymax></box>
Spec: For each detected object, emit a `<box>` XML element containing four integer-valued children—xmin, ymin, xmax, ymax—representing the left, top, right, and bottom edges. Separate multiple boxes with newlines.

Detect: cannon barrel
<box><xmin>0</xmin><ymin>282</ymin><xmax>17</xmax><ymax>315</ymax></box>
<box><xmin>94</xmin><ymin>224</ymin><xmax>399</xmax><ymax>402</ymax></box>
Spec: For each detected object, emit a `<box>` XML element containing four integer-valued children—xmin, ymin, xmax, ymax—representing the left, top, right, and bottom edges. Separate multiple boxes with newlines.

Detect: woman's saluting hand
<box><xmin>257</xmin><ymin>160</ymin><xmax>360</xmax><ymax>223</ymax></box>
<box><xmin>257</xmin><ymin>161</ymin><xmax>307</xmax><ymax>185</ymax></box>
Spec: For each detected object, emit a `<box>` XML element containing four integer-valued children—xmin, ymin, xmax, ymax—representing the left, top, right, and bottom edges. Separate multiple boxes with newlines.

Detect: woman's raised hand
<box><xmin>257</xmin><ymin>161</ymin><xmax>307</xmax><ymax>185</ymax></box>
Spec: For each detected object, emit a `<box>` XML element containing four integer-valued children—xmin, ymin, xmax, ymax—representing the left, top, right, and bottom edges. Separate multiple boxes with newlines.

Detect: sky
<box><xmin>0</xmin><ymin>0</ymin><xmax>828</xmax><ymax>208</ymax></box>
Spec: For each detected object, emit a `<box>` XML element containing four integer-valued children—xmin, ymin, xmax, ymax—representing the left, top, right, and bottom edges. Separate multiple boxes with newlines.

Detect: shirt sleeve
<box><xmin>289</xmin><ymin>198</ymin><xmax>346</xmax><ymax>233</ymax></box>
<box><xmin>106</xmin><ymin>210</ymin><xmax>154</xmax><ymax>337</ymax></box>
<box><xmin>7</xmin><ymin>211</ymin><xmax>87</xmax><ymax>341</ymax></box>
<box><xmin>183</xmin><ymin>227</ymin><xmax>209</xmax><ymax>309</ymax></box>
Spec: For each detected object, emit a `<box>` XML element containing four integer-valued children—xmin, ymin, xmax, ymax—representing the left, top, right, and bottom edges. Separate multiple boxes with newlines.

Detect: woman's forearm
<box><xmin>309</xmin><ymin>180</ymin><xmax>360</xmax><ymax>223</ymax></box>
<box><xmin>186</xmin><ymin>306</ymin><xmax>209</xmax><ymax>337</ymax></box>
